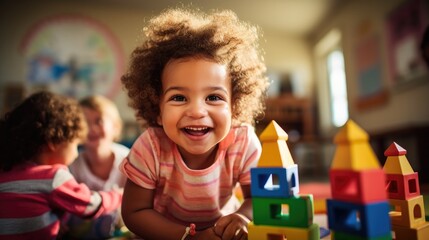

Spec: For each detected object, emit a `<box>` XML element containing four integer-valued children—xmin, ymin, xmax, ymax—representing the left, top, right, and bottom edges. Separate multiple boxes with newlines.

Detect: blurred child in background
<box><xmin>66</xmin><ymin>95</ymin><xmax>130</xmax><ymax>239</ymax></box>
<box><xmin>0</xmin><ymin>91</ymin><xmax>122</xmax><ymax>239</ymax></box>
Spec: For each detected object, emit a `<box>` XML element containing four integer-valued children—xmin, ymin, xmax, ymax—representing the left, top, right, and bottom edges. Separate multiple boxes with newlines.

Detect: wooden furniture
<box><xmin>256</xmin><ymin>94</ymin><xmax>322</xmax><ymax>176</ymax></box>
<box><xmin>256</xmin><ymin>94</ymin><xmax>315</xmax><ymax>141</ymax></box>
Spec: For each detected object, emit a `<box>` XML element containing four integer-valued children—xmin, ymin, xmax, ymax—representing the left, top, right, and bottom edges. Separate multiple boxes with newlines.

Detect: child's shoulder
<box><xmin>231</xmin><ymin>124</ymin><xmax>257</xmax><ymax>137</ymax></box>
<box><xmin>0</xmin><ymin>163</ymin><xmax>68</xmax><ymax>181</ymax></box>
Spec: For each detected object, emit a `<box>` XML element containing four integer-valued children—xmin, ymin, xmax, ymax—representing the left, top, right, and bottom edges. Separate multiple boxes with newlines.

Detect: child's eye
<box><xmin>206</xmin><ymin>95</ymin><xmax>223</xmax><ymax>101</ymax></box>
<box><xmin>169</xmin><ymin>95</ymin><xmax>186</xmax><ymax>102</ymax></box>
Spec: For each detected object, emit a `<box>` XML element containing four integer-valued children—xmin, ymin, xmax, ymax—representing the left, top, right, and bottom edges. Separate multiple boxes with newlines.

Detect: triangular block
<box><xmin>383</xmin><ymin>155</ymin><xmax>414</xmax><ymax>174</ymax></box>
<box><xmin>384</xmin><ymin>142</ymin><xmax>407</xmax><ymax>156</ymax></box>
<box><xmin>259</xmin><ymin>120</ymin><xmax>288</xmax><ymax>142</ymax></box>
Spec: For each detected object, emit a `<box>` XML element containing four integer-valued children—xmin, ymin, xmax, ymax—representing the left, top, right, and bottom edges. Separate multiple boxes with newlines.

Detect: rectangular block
<box><xmin>327</xmin><ymin>199</ymin><xmax>391</xmax><ymax>238</ymax></box>
<box><xmin>392</xmin><ymin>221</ymin><xmax>429</xmax><ymax>240</ymax></box>
<box><xmin>330</xmin><ymin>169</ymin><xmax>387</xmax><ymax>204</ymax></box>
<box><xmin>386</xmin><ymin>173</ymin><xmax>420</xmax><ymax>200</ymax></box>
<box><xmin>251</xmin><ymin>165</ymin><xmax>299</xmax><ymax>198</ymax></box>
<box><xmin>389</xmin><ymin>195</ymin><xmax>425</xmax><ymax>228</ymax></box>
<box><xmin>248</xmin><ymin>221</ymin><xmax>319</xmax><ymax>240</ymax></box>
<box><xmin>332</xmin><ymin>231</ymin><xmax>392</xmax><ymax>240</ymax></box>
<box><xmin>253</xmin><ymin>195</ymin><xmax>314</xmax><ymax>228</ymax></box>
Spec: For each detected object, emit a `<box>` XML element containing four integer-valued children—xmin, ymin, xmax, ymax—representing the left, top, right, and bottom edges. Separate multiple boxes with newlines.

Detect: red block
<box><xmin>386</xmin><ymin>172</ymin><xmax>420</xmax><ymax>200</ymax></box>
<box><xmin>330</xmin><ymin>168</ymin><xmax>387</xmax><ymax>204</ymax></box>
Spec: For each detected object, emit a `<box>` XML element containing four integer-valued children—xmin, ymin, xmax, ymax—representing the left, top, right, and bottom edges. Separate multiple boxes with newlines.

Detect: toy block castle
<box><xmin>326</xmin><ymin>120</ymin><xmax>392</xmax><ymax>239</ymax></box>
<box><xmin>383</xmin><ymin>142</ymin><xmax>429</xmax><ymax>240</ymax></box>
<box><xmin>248</xmin><ymin>120</ymin><xmax>319</xmax><ymax>240</ymax></box>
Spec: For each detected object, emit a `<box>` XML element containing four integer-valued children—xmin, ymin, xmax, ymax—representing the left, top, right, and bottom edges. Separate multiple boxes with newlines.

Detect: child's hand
<box><xmin>192</xmin><ymin>227</ymin><xmax>222</xmax><ymax>240</ymax></box>
<box><xmin>213</xmin><ymin>213</ymin><xmax>250</xmax><ymax>240</ymax></box>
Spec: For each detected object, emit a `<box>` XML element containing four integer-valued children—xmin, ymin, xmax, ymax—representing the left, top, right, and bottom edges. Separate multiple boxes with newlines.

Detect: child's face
<box><xmin>158</xmin><ymin>58</ymin><xmax>232</xmax><ymax>160</ymax></box>
<box><xmin>82</xmin><ymin>107</ymin><xmax>116</xmax><ymax>149</ymax></box>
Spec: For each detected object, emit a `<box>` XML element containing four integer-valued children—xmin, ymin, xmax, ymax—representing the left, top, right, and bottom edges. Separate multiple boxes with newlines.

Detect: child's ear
<box><xmin>157</xmin><ymin>115</ymin><xmax>162</xmax><ymax>126</ymax></box>
<box><xmin>47</xmin><ymin>142</ymin><xmax>57</xmax><ymax>152</ymax></box>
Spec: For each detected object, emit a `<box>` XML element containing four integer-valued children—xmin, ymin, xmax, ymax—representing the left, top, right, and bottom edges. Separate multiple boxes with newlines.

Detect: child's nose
<box><xmin>186</xmin><ymin>100</ymin><xmax>208</xmax><ymax>118</ymax></box>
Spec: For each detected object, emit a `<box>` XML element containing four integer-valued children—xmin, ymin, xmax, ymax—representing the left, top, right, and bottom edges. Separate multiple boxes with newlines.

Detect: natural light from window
<box><xmin>327</xmin><ymin>50</ymin><xmax>348</xmax><ymax>127</ymax></box>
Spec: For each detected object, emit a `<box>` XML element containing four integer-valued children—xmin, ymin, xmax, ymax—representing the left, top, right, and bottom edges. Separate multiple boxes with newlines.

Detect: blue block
<box><xmin>250</xmin><ymin>165</ymin><xmax>299</xmax><ymax>198</ymax></box>
<box><xmin>327</xmin><ymin>199</ymin><xmax>391</xmax><ymax>238</ymax></box>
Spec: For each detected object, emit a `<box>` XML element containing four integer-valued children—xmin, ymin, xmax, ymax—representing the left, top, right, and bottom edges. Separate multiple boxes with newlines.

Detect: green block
<box><xmin>253</xmin><ymin>194</ymin><xmax>314</xmax><ymax>228</ymax></box>
<box><xmin>332</xmin><ymin>231</ymin><xmax>392</xmax><ymax>240</ymax></box>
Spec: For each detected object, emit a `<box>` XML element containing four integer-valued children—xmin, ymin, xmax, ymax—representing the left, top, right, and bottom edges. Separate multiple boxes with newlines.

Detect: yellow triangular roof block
<box><xmin>383</xmin><ymin>155</ymin><xmax>415</xmax><ymax>174</ymax></box>
<box><xmin>258</xmin><ymin>140</ymin><xmax>295</xmax><ymax>167</ymax></box>
<box><xmin>331</xmin><ymin>119</ymin><xmax>380</xmax><ymax>170</ymax></box>
<box><xmin>259</xmin><ymin>120</ymin><xmax>288</xmax><ymax>142</ymax></box>
<box><xmin>331</xmin><ymin>142</ymin><xmax>380</xmax><ymax>170</ymax></box>
<box><xmin>334</xmin><ymin>119</ymin><xmax>369</xmax><ymax>144</ymax></box>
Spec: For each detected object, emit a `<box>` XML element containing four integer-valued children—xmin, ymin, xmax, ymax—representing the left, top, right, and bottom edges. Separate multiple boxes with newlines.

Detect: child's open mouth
<box><xmin>183</xmin><ymin>126</ymin><xmax>211</xmax><ymax>136</ymax></box>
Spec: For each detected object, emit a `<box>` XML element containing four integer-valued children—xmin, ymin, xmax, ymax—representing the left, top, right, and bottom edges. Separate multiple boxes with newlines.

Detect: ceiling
<box><xmin>92</xmin><ymin>0</ymin><xmax>345</xmax><ymax>37</ymax></box>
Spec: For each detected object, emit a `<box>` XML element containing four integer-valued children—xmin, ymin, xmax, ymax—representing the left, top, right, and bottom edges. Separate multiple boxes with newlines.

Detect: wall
<box><xmin>0</xmin><ymin>0</ymin><xmax>314</xmax><ymax>124</ymax></box>
<box><xmin>310</xmin><ymin>0</ymin><xmax>429</xmax><ymax>135</ymax></box>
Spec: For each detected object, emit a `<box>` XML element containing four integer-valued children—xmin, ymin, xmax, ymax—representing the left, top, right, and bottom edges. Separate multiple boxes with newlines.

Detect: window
<box><xmin>327</xmin><ymin>50</ymin><xmax>348</xmax><ymax>127</ymax></box>
<box><xmin>314</xmin><ymin>29</ymin><xmax>349</xmax><ymax>134</ymax></box>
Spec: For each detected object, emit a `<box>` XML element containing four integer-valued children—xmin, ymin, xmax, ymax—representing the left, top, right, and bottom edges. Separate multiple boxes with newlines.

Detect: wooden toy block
<box><xmin>331</xmin><ymin>231</ymin><xmax>392</xmax><ymax>240</ymax></box>
<box><xmin>424</xmin><ymin>194</ymin><xmax>429</xmax><ymax>221</ymax></box>
<box><xmin>248</xmin><ymin>221</ymin><xmax>320</xmax><ymax>240</ymax></box>
<box><xmin>300</xmin><ymin>182</ymin><xmax>331</xmax><ymax>214</ymax></box>
<box><xmin>258</xmin><ymin>140</ymin><xmax>295</xmax><ymax>168</ymax></box>
<box><xmin>334</xmin><ymin>120</ymin><xmax>369</xmax><ymax>144</ymax></box>
<box><xmin>331</xmin><ymin>120</ymin><xmax>380</xmax><ymax>170</ymax></box>
<box><xmin>386</xmin><ymin>173</ymin><xmax>420</xmax><ymax>200</ymax></box>
<box><xmin>383</xmin><ymin>156</ymin><xmax>415</xmax><ymax>175</ymax></box>
<box><xmin>327</xmin><ymin>199</ymin><xmax>391</xmax><ymax>238</ymax></box>
<box><xmin>250</xmin><ymin>165</ymin><xmax>299</xmax><ymax>198</ymax></box>
<box><xmin>330</xmin><ymin>169</ymin><xmax>387</xmax><ymax>204</ymax></box>
<box><xmin>259</xmin><ymin>120</ymin><xmax>289</xmax><ymax>142</ymax></box>
<box><xmin>253</xmin><ymin>195</ymin><xmax>314</xmax><ymax>228</ymax></box>
<box><xmin>258</xmin><ymin>121</ymin><xmax>295</xmax><ymax>168</ymax></box>
<box><xmin>391</xmin><ymin>221</ymin><xmax>429</xmax><ymax>240</ymax></box>
<box><xmin>389</xmin><ymin>195</ymin><xmax>426</xmax><ymax>228</ymax></box>
<box><xmin>331</xmin><ymin>141</ymin><xmax>381</xmax><ymax>170</ymax></box>
<box><xmin>384</xmin><ymin>142</ymin><xmax>407</xmax><ymax>157</ymax></box>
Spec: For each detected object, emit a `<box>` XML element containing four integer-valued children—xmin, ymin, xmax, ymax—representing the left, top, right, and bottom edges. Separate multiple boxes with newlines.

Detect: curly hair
<box><xmin>121</xmin><ymin>8</ymin><xmax>269</xmax><ymax>128</ymax></box>
<box><xmin>0</xmin><ymin>91</ymin><xmax>88</xmax><ymax>171</ymax></box>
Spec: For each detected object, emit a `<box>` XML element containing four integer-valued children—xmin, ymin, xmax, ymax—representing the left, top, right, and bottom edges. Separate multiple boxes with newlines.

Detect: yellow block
<box><xmin>258</xmin><ymin>140</ymin><xmax>295</xmax><ymax>167</ymax></box>
<box><xmin>248</xmin><ymin>222</ymin><xmax>320</xmax><ymax>240</ymax></box>
<box><xmin>334</xmin><ymin>119</ymin><xmax>368</xmax><ymax>144</ymax></box>
<box><xmin>383</xmin><ymin>155</ymin><xmax>415</xmax><ymax>174</ymax></box>
<box><xmin>331</xmin><ymin>141</ymin><xmax>380</xmax><ymax>170</ymax></box>
<box><xmin>392</xmin><ymin>221</ymin><xmax>429</xmax><ymax>240</ymax></box>
<box><xmin>259</xmin><ymin>120</ymin><xmax>288</xmax><ymax>142</ymax></box>
<box><xmin>390</xmin><ymin>196</ymin><xmax>426</xmax><ymax>228</ymax></box>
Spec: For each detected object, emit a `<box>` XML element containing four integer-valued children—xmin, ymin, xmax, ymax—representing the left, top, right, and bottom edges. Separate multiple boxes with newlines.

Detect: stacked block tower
<box><xmin>248</xmin><ymin>120</ymin><xmax>319</xmax><ymax>240</ymax></box>
<box><xmin>383</xmin><ymin>142</ymin><xmax>429</xmax><ymax>239</ymax></box>
<box><xmin>326</xmin><ymin>120</ymin><xmax>392</xmax><ymax>240</ymax></box>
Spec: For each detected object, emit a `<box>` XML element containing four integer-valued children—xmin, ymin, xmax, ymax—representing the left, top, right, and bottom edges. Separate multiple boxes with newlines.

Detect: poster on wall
<box><xmin>20</xmin><ymin>14</ymin><xmax>125</xmax><ymax>99</ymax></box>
<box><xmin>354</xmin><ymin>20</ymin><xmax>388</xmax><ymax>110</ymax></box>
<box><xmin>385</xmin><ymin>0</ymin><xmax>429</xmax><ymax>88</ymax></box>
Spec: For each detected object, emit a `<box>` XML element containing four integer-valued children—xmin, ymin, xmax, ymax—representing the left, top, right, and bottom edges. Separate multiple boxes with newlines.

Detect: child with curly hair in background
<box><xmin>0</xmin><ymin>91</ymin><xmax>122</xmax><ymax>239</ymax></box>
<box><xmin>120</xmin><ymin>7</ymin><xmax>269</xmax><ymax>240</ymax></box>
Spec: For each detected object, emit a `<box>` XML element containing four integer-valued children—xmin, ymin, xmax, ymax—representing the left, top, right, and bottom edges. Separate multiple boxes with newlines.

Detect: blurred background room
<box><xmin>1</xmin><ymin>0</ymin><xmax>429</xmax><ymax>187</ymax></box>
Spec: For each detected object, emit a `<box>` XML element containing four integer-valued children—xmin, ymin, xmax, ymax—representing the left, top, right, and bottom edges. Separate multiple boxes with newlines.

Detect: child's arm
<box><xmin>212</xmin><ymin>184</ymin><xmax>252</xmax><ymax>240</ymax></box>
<box><xmin>121</xmin><ymin>179</ymin><xmax>221</xmax><ymax>240</ymax></box>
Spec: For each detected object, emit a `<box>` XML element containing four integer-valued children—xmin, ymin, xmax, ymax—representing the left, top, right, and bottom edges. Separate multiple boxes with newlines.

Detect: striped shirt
<box><xmin>0</xmin><ymin>163</ymin><xmax>122</xmax><ymax>239</ymax></box>
<box><xmin>120</xmin><ymin>125</ymin><xmax>261</xmax><ymax>229</ymax></box>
